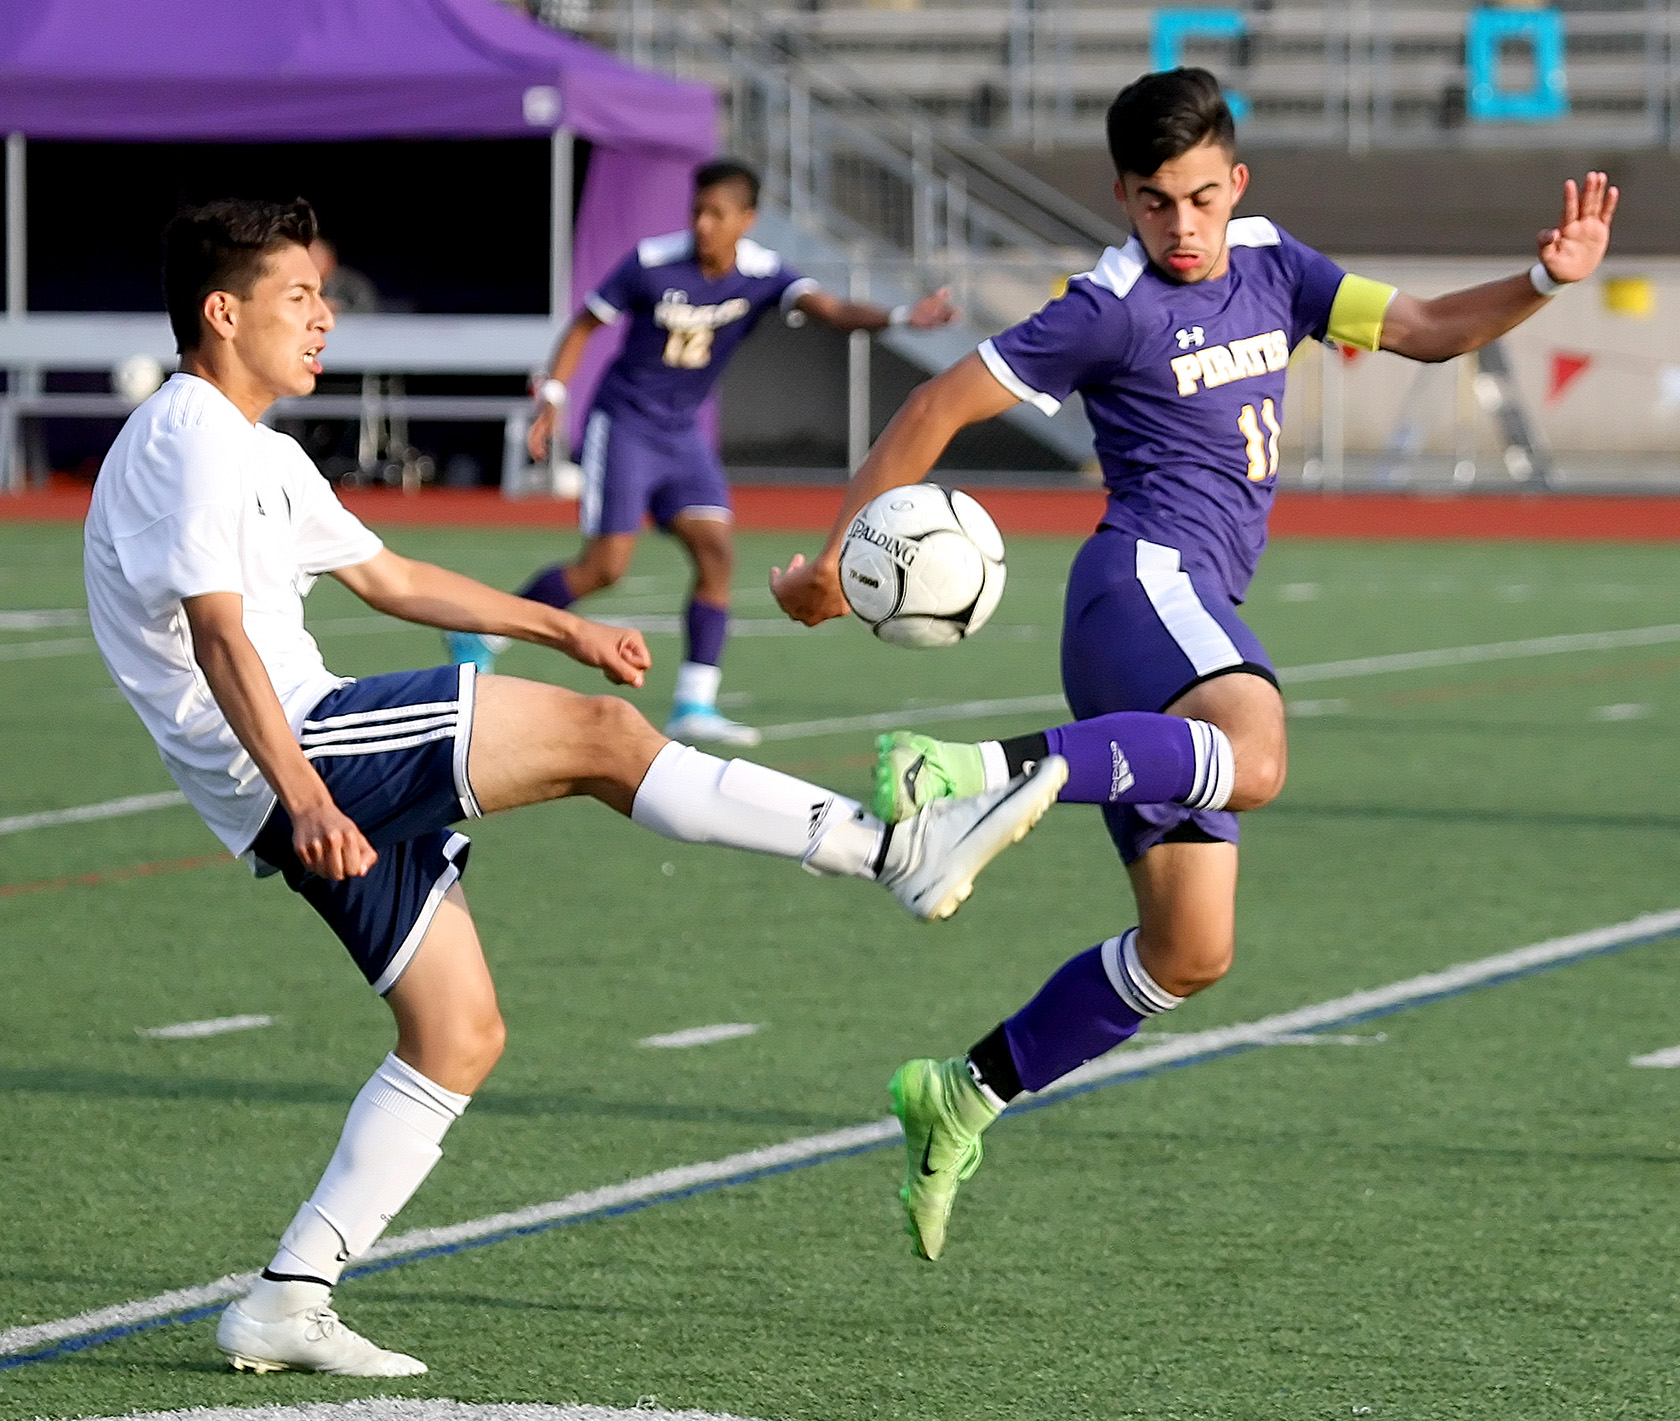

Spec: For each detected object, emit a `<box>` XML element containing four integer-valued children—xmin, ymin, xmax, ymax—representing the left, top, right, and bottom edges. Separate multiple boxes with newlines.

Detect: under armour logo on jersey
<box><xmin>1175</xmin><ymin>326</ymin><xmax>1205</xmax><ymax>350</ymax></box>
<box><xmin>1108</xmin><ymin>741</ymin><xmax>1136</xmax><ymax>800</ymax></box>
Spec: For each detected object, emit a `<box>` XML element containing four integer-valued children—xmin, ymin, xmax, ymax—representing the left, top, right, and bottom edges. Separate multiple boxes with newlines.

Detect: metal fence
<box><xmin>610</xmin><ymin>2</ymin><xmax>1115</xmax><ymax>335</ymax></box>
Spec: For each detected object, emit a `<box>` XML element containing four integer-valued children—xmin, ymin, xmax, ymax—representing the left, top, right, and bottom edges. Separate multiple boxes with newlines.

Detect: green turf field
<box><xmin>6</xmin><ymin>521</ymin><xmax>1680</xmax><ymax>1420</ymax></box>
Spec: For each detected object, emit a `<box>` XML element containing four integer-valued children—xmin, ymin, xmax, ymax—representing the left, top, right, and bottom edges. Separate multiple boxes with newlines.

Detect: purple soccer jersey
<box><xmin>586</xmin><ymin>231</ymin><xmax>814</xmax><ymax>430</ymax></box>
<box><xmin>982</xmin><ymin>216</ymin><xmax>1345</xmax><ymax>596</ymax></box>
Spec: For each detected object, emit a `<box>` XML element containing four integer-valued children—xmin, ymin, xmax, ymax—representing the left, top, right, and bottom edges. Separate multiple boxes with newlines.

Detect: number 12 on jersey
<box><xmin>663</xmin><ymin>329</ymin><xmax>715</xmax><ymax>369</ymax></box>
<box><xmin>1238</xmin><ymin>399</ymin><xmax>1281</xmax><ymax>482</ymax></box>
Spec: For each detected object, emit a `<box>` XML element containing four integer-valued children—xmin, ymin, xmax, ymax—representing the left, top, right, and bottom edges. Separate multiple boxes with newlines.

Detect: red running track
<box><xmin>7</xmin><ymin>483</ymin><xmax>1680</xmax><ymax>540</ymax></box>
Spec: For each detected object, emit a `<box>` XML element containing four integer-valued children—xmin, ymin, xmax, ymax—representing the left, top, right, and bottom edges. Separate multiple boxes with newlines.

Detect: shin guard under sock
<box><xmin>985</xmin><ymin>929</ymin><xmax>1182</xmax><ymax>1095</ymax></box>
<box><xmin>267</xmin><ymin>1053</ymin><xmax>469</xmax><ymax>1286</ymax></box>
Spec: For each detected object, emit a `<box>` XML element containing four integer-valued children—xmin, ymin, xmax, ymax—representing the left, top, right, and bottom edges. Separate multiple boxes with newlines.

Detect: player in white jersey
<box><xmin>84</xmin><ymin>198</ymin><xmax>1066</xmax><ymax>1376</ymax></box>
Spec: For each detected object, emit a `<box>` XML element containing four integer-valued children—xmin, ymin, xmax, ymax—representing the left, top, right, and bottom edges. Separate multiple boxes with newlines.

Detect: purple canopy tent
<box><xmin>0</xmin><ymin>0</ymin><xmax>717</xmax><ymax>438</ymax></box>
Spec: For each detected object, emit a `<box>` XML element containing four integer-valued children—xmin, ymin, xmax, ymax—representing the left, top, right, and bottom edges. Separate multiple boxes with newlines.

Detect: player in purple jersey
<box><xmin>448</xmin><ymin>159</ymin><xmax>954</xmax><ymax>746</ymax></box>
<box><xmin>772</xmin><ymin>68</ymin><xmax>1618</xmax><ymax>1261</ymax></box>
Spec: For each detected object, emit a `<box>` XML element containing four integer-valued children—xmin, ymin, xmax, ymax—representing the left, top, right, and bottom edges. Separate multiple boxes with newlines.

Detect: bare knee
<box><xmin>569</xmin><ymin>540</ymin><xmax>634</xmax><ymax>595</ymax></box>
<box><xmin>1227</xmin><ymin>749</ymin><xmax>1286</xmax><ymax>812</ymax></box>
<box><xmin>581</xmin><ymin>691</ymin><xmax>652</xmax><ymax>749</ymax></box>
<box><xmin>397</xmin><ymin>1006</ymin><xmax>505</xmax><ymax>1095</ymax></box>
<box><xmin>455</xmin><ymin>1009</ymin><xmax>507</xmax><ymax>1087</ymax></box>
<box><xmin>1143</xmin><ymin>930</ymin><xmax>1234</xmax><ymax>998</ymax></box>
<box><xmin>569</xmin><ymin>560</ymin><xmax>624</xmax><ymax>596</ymax></box>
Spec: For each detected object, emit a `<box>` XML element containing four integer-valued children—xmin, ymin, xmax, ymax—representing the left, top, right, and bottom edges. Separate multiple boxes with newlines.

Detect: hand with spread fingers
<box><xmin>1537</xmin><ymin>170</ymin><xmax>1618</xmax><ymax>285</ymax></box>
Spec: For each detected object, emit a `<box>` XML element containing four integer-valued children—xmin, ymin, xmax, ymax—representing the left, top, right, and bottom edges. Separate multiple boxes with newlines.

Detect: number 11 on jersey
<box><xmin>1238</xmin><ymin>399</ymin><xmax>1281</xmax><ymax>481</ymax></box>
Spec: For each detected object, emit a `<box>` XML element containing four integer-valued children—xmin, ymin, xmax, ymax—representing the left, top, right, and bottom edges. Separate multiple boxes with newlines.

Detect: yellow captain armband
<box><xmin>1326</xmin><ymin>273</ymin><xmax>1398</xmax><ymax>353</ymax></box>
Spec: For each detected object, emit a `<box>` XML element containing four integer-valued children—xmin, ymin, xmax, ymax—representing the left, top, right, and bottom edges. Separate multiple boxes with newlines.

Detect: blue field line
<box><xmin>1004</xmin><ymin>917</ymin><xmax>1680</xmax><ymax>1117</ymax></box>
<box><xmin>7</xmin><ymin>917</ymin><xmax>1676</xmax><ymax>1372</ymax></box>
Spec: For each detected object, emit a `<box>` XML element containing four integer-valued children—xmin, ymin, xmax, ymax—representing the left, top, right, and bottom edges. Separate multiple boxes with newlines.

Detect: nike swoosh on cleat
<box><xmin>919</xmin><ymin>1137</ymin><xmax>938</xmax><ymax>1177</ymax></box>
<box><xmin>903</xmin><ymin>754</ymin><xmax>925</xmax><ymax>802</ymax></box>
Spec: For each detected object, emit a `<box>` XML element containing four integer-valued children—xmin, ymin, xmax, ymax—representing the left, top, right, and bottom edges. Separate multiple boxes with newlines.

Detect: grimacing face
<box><xmin>1114</xmin><ymin>137</ymin><xmax>1250</xmax><ymax>285</ymax></box>
<box><xmin>690</xmin><ymin>181</ymin><xmax>757</xmax><ymax>272</ymax></box>
<box><xmin>210</xmin><ymin>240</ymin><xmax>335</xmax><ymax>399</ymax></box>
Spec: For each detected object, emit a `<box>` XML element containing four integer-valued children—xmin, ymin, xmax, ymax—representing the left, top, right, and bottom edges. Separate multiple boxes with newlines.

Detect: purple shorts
<box><xmin>1060</xmin><ymin>526</ymin><xmax>1276</xmax><ymax>864</ymax></box>
<box><xmin>578</xmin><ymin>405</ymin><xmax>732</xmax><ymax>538</ymax></box>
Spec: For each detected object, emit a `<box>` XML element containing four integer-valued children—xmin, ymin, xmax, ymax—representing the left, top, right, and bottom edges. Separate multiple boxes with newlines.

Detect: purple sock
<box><xmin>1002</xmin><ymin>944</ymin><xmax>1145</xmax><ymax>1093</ymax></box>
<box><xmin>684</xmin><ymin>598</ymin><xmax>729</xmax><ymax>667</ymax></box>
<box><xmin>1043</xmin><ymin>712</ymin><xmax>1223</xmax><ymax>807</ymax></box>
<box><xmin>519</xmin><ymin>564</ymin><xmax>575</xmax><ymax>611</ymax></box>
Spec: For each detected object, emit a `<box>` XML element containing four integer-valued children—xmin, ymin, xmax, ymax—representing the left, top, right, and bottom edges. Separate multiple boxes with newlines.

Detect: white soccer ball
<box><xmin>839</xmin><ymin>483</ymin><xmax>1006</xmax><ymax>648</ymax></box>
<box><xmin>113</xmin><ymin>353</ymin><xmax>166</xmax><ymax>406</ymax></box>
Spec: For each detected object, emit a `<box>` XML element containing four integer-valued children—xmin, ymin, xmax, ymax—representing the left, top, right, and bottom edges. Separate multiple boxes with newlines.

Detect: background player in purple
<box><xmin>772</xmin><ymin>68</ymin><xmax>1619</xmax><ymax>1261</ymax></box>
<box><xmin>448</xmin><ymin>158</ymin><xmax>955</xmax><ymax>746</ymax></box>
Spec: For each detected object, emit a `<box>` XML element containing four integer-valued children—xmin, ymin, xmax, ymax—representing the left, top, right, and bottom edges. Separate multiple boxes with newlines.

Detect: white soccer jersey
<box><xmin>84</xmin><ymin>373</ymin><xmax>383</xmax><ymax>856</ymax></box>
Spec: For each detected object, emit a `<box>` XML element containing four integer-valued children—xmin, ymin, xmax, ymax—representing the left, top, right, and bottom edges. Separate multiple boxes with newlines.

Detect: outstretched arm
<box><xmin>1380</xmin><ymin>172</ymin><xmax>1617</xmax><ymax>363</ymax></box>
<box><xmin>527</xmin><ymin>310</ymin><xmax>606</xmax><ymax>460</ymax></box>
<box><xmin>771</xmin><ymin>351</ymin><xmax>1015</xmax><ymax>625</ymax></box>
<box><xmin>794</xmin><ymin>286</ymin><xmax>956</xmax><ymax>334</ymax></box>
<box><xmin>331</xmin><ymin>549</ymin><xmax>651</xmax><ymax>687</ymax></box>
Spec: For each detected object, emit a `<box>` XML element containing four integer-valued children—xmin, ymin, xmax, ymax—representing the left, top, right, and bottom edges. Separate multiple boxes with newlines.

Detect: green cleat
<box><xmin>873</xmin><ymin>731</ymin><xmax>988</xmax><ymax>824</ymax></box>
<box><xmin>888</xmin><ymin>1056</ymin><xmax>1002</xmax><ymax>1261</ymax></box>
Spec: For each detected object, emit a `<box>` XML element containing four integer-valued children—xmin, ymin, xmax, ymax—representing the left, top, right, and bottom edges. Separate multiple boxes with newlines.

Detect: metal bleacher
<box><xmin>546</xmin><ymin>1</ymin><xmax>1680</xmax><ymax>488</ymax></box>
<box><xmin>576</xmin><ymin>1</ymin><xmax>1680</xmax><ymax>153</ymax></box>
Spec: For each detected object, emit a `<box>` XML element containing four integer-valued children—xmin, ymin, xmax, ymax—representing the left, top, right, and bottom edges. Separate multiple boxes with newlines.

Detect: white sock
<box><xmin>673</xmin><ymin>661</ymin><xmax>721</xmax><ymax>711</ymax></box>
<box><xmin>976</xmin><ymin>741</ymin><xmax>1011</xmax><ymax>792</ymax></box>
<box><xmin>632</xmin><ymin>742</ymin><xmax>885</xmax><ymax>878</ymax></box>
<box><xmin>1101</xmin><ymin>928</ymin><xmax>1184</xmax><ymax>1018</ymax></box>
<box><xmin>1183</xmin><ymin>720</ymin><xmax>1235</xmax><ymax>811</ymax></box>
<box><xmin>266</xmin><ymin>1053</ymin><xmax>470</xmax><ymax>1288</ymax></box>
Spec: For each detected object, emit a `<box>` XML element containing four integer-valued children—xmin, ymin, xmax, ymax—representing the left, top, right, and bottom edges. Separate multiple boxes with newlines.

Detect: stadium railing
<box><xmin>573</xmin><ymin>0</ymin><xmax>1680</xmax><ymax>153</ymax></box>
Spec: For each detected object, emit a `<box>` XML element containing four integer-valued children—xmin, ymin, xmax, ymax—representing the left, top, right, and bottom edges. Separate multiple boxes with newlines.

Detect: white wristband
<box><xmin>1529</xmin><ymin>262</ymin><xmax>1567</xmax><ymax>298</ymax></box>
<box><xmin>888</xmin><ymin>304</ymin><xmax>911</xmax><ymax>327</ymax></box>
<box><xmin>536</xmin><ymin>378</ymin><xmax>567</xmax><ymax>407</ymax></box>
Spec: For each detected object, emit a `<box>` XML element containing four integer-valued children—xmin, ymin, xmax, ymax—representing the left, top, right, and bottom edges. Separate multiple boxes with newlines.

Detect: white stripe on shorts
<box><xmin>302</xmin><ymin>700</ymin><xmax>458</xmax><ymax>731</ymax></box>
<box><xmin>454</xmin><ymin>662</ymin><xmax>482</xmax><ymax>819</ymax></box>
<box><xmin>579</xmin><ymin>408</ymin><xmax>611</xmax><ymax>537</ymax></box>
<box><xmin>1134</xmin><ymin>540</ymin><xmax>1243</xmax><ymax>678</ymax></box>
<box><xmin>372</xmin><ymin>831</ymin><xmax>471</xmax><ymax>995</ymax></box>
<box><xmin>300</xmin><ymin>712</ymin><xmax>458</xmax><ymax>746</ymax></box>
<box><xmin>302</xmin><ymin>726</ymin><xmax>458</xmax><ymax>760</ymax></box>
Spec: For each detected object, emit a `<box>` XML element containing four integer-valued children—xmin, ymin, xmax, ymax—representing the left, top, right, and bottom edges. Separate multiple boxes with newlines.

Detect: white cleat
<box><xmin>664</xmin><ymin>705</ymin><xmax>764</xmax><ymax>748</ymax></box>
<box><xmin>877</xmin><ymin>754</ymin><xmax>1066</xmax><ymax>921</ymax></box>
<box><xmin>216</xmin><ymin>1292</ymin><xmax>427</xmax><ymax>1377</ymax></box>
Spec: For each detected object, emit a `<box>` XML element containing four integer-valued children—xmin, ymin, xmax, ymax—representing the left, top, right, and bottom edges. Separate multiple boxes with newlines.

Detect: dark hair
<box><xmin>1105</xmin><ymin>68</ymin><xmax>1236</xmax><ymax>179</ymax></box>
<box><xmin>693</xmin><ymin>158</ymin><xmax>760</xmax><ymax>209</ymax></box>
<box><xmin>162</xmin><ymin>198</ymin><xmax>319</xmax><ymax>353</ymax></box>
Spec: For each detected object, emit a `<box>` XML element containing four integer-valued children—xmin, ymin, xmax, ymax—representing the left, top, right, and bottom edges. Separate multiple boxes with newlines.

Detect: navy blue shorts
<box><xmin>1060</xmin><ymin>527</ymin><xmax>1276</xmax><ymax>864</ymax></box>
<box><xmin>578</xmin><ymin>405</ymin><xmax>732</xmax><ymax>538</ymax></box>
<box><xmin>249</xmin><ymin>663</ymin><xmax>481</xmax><ymax>994</ymax></box>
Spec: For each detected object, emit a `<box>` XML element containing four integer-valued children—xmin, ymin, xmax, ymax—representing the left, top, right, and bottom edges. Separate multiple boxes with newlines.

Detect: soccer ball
<box><xmin>839</xmin><ymin>484</ymin><xmax>1006</xmax><ymax>647</ymax></box>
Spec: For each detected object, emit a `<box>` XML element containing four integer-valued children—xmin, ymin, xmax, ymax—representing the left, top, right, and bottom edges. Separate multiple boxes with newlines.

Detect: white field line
<box><xmin>638</xmin><ymin>1022</ymin><xmax>761</xmax><ymax>1048</ymax></box>
<box><xmin>1134</xmin><ymin>1029</ymin><xmax>1385</xmax><ymax>1046</ymax></box>
<box><xmin>0</xmin><ymin>609</ymin><xmax>84</xmax><ymax>630</ymax></box>
<box><xmin>138</xmin><ymin>1014</ymin><xmax>276</xmax><ymax>1040</ymax></box>
<box><xmin>757</xmin><ymin>693</ymin><xmax>1067</xmax><ymax>742</ymax></box>
<box><xmin>595</xmin><ymin>615</ymin><xmax>826</xmax><ymax>639</ymax></box>
<box><xmin>1629</xmin><ymin>1044</ymin><xmax>1680</xmax><ymax>1068</ymax></box>
<box><xmin>74</xmin><ymin>1402</ymin><xmax>768</xmax><ymax>1421</ymax></box>
<box><xmin>1046</xmin><ymin>907</ymin><xmax>1680</xmax><ymax>1094</ymax></box>
<box><xmin>0</xmin><ymin>635</ymin><xmax>93</xmax><ymax>661</ymax></box>
<box><xmin>302</xmin><ymin>614</ymin><xmax>822</xmax><ymax>640</ymax></box>
<box><xmin>0</xmin><ymin>789</ymin><xmax>185</xmax><ymax>837</ymax></box>
<box><xmin>1274</xmin><ymin>622</ymin><xmax>1680</xmax><ymax>685</ymax></box>
<box><xmin>753</xmin><ymin>622</ymin><xmax>1680</xmax><ymax>742</ymax></box>
<box><xmin>8</xmin><ymin>905</ymin><xmax>1677</xmax><ymax>1362</ymax></box>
